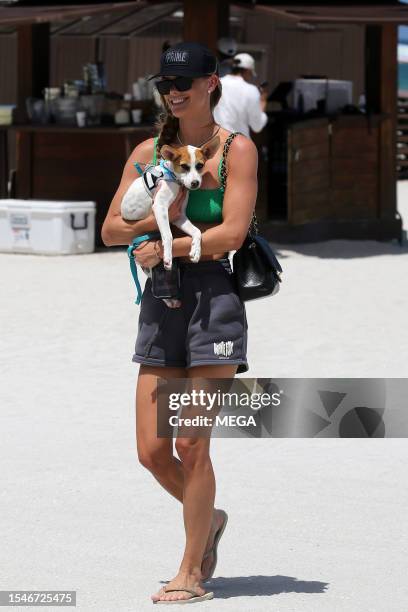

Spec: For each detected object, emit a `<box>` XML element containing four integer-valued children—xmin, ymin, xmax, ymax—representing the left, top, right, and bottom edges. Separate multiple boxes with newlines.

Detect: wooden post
<box><xmin>365</xmin><ymin>24</ymin><xmax>397</xmax><ymax>219</ymax></box>
<box><xmin>183</xmin><ymin>0</ymin><xmax>229</xmax><ymax>52</ymax></box>
<box><xmin>0</xmin><ymin>128</ymin><xmax>8</xmax><ymax>197</ymax></box>
<box><xmin>16</xmin><ymin>23</ymin><xmax>50</xmax><ymax>124</ymax></box>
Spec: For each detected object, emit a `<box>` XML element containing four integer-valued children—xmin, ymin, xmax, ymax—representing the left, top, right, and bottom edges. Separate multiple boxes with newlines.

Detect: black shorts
<box><xmin>132</xmin><ymin>257</ymin><xmax>249</xmax><ymax>373</ymax></box>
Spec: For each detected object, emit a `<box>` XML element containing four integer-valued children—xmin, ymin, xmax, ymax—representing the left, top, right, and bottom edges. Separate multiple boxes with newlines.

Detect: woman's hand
<box><xmin>133</xmin><ymin>239</ymin><xmax>162</xmax><ymax>268</ymax></box>
<box><xmin>168</xmin><ymin>186</ymin><xmax>187</xmax><ymax>222</ymax></box>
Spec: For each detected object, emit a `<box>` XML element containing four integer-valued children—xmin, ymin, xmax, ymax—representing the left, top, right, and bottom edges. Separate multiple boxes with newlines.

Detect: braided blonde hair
<box><xmin>154</xmin><ymin>80</ymin><xmax>222</xmax><ymax>160</ymax></box>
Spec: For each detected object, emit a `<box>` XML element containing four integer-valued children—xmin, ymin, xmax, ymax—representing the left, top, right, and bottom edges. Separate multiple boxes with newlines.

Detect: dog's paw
<box><xmin>163</xmin><ymin>298</ymin><xmax>182</xmax><ymax>309</ymax></box>
<box><xmin>163</xmin><ymin>257</ymin><xmax>173</xmax><ymax>271</ymax></box>
<box><xmin>163</xmin><ymin>242</ymin><xmax>173</xmax><ymax>270</ymax></box>
<box><xmin>189</xmin><ymin>239</ymin><xmax>201</xmax><ymax>263</ymax></box>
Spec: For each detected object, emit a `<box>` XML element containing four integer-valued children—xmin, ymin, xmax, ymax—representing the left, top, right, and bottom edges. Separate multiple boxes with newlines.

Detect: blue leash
<box><xmin>127</xmin><ymin>162</ymin><xmax>160</xmax><ymax>305</ymax></box>
<box><xmin>127</xmin><ymin>231</ymin><xmax>161</xmax><ymax>305</ymax></box>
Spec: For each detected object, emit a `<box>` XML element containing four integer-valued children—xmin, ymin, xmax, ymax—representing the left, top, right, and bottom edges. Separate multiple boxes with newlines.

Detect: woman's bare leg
<box><xmin>136</xmin><ymin>364</ymin><xmax>186</xmax><ymax>498</ymax></box>
<box><xmin>136</xmin><ymin>364</ymin><xmax>225</xmax><ymax>523</ymax></box>
<box><xmin>152</xmin><ymin>364</ymin><xmax>238</xmax><ymax>603</ymax></box>
<box><xmin>136</xmin><ymin>364</ymin><xmax>225</xmax><ymax>577</ymax></box>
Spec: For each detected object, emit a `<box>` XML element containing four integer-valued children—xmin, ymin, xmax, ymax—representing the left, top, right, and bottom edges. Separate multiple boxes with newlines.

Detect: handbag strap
<box><xmin>219</xmin><ymin>131</ymin><xmax>259</xmax><ymax>237</ymax></box>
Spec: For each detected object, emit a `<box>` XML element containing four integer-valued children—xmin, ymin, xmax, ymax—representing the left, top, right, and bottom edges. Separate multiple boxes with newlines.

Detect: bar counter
<box><xmin>9</xmin><ymin>123</ymin><xmax>156</xmax><ymax>247</ymax></box>
<box><xmin>5</xmin><ymin>114</ymin><xmax>402</xmax><ymax>246</ymax></box>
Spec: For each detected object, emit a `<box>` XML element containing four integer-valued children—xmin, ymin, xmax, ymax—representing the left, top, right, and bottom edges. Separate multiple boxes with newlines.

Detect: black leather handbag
<box><xmin>220</xmin><ymin>132</ymin><xmax>283</xmax><ymax>301</ymax></box>
<box><xmin>232</xmin><ymin>230</ymin><xmax>282</xmax><ymax>301</ymax></box>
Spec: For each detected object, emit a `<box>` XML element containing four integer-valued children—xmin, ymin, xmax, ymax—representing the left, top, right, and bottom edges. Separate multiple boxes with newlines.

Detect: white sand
<box><xmin>1</xmin><ymin>184</ymin><xmax>408</xmax><ymax>610</ymax></box>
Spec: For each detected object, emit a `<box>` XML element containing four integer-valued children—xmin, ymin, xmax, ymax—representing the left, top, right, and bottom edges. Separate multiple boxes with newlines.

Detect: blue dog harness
<box><xmin>133</xmin><ymin>159</ymin><xmax>178</xmax><ymax>199</ymax></box>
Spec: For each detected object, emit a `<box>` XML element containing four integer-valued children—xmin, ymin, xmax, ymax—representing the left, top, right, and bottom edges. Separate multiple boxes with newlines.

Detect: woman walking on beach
<box><xmin>101</xmin><ymin>42</ymin><xmax>257</xmax><ymax>604</ymax></box>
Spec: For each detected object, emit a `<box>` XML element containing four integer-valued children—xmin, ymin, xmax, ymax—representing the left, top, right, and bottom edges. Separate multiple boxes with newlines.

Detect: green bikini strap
<box><xmin>217</xmin><ymin>156</ymin><xmax>223</xmax><ymax>183</ymax></box>
<box><xmin>152</xmin><ymin>136</ymin><xmax>158</xmax><ymax>164</ymax></box>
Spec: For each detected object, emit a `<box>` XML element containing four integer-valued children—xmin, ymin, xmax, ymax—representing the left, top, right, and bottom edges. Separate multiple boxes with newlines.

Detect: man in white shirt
<box><xmin>214</xmin><ymin>52</ymin><xmax>268</xmax><ymax>139</ymax></box>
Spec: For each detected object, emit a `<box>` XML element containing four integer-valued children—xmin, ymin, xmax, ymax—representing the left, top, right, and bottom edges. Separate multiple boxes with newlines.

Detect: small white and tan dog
<box><xmin>121</xmin><ymin>136</ymin><xmax>220</xmax><ymax>271</ymax></box>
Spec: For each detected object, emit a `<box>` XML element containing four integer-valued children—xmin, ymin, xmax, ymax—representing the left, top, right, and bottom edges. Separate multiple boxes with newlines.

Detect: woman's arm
<box><xmin>171</xmin><ymin>134</ymin><xmax>258</xmax><ymax>257</ymax></box>
<box><xmin>101</xmin><ymin>137</ymin><xmax>159</xmax><ymax>246</ymax></box>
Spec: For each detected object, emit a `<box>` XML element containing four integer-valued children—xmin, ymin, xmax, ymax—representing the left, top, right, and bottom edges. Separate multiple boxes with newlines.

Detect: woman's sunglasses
<box><xmin>155</xmin><ymin>76</ymin><xmax>195</xmax><ymax>95</ymax></box>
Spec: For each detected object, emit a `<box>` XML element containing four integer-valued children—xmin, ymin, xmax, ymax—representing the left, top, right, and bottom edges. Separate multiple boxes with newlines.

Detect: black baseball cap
<box><xmin>148</xmin><ymin>42</ymin><xmax>218</xmax><ymax>80</ymax></box>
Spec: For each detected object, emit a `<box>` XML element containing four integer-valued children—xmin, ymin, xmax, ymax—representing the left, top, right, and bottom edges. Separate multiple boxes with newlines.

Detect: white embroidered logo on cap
<box><xmin>164</xmin><ymin>50</ymin><xmax>189</xmax><ymax>64</ymax></box>
<box><xmin>214</xmin><ymin>341</ymin><xmax>234</xmax><ymax>357</ymax></box>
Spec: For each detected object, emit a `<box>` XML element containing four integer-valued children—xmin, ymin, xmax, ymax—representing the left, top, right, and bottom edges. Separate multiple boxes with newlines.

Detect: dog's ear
<box><xmin>160</xmin><ymin>145</ymin><xmax>181</xmax><ymax>162</ymax></box>
<box><xmin>200</xmin><ymin>135</ymin><xmax>220</xmax><ymax>160</ymax></box>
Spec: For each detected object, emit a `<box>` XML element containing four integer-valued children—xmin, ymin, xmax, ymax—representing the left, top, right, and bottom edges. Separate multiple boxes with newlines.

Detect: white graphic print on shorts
<box><xmin>213</xmin><ymin>341</ymin><xmax>234</xmax><ymax>358</ymax></box>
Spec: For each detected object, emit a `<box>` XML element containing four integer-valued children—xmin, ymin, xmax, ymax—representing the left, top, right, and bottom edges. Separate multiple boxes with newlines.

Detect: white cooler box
<box><xmin>0</xmin><ymin>199</ymin><xmax>96</xmax><ymax>255</ymax></box>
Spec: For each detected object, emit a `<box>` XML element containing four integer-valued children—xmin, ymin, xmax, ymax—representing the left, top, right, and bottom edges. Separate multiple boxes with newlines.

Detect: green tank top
<box><xmin>151</xmin><ymin>136</ymin><xmax>224</xmax><ymax>223</ymax></box>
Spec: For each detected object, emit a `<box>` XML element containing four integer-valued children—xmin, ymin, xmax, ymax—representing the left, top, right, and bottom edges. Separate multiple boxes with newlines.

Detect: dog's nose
<box><xmin>191</xmin><ymin>180</ymin><xmax>199</xmax><ymax>189</ymax></box>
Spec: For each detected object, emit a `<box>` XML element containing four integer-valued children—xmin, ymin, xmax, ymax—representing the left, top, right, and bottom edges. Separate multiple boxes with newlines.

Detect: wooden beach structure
<box><xmin>0</xmin><ymin>0</ymin><xmax>407</xmax><ymax>245</ymax></box>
